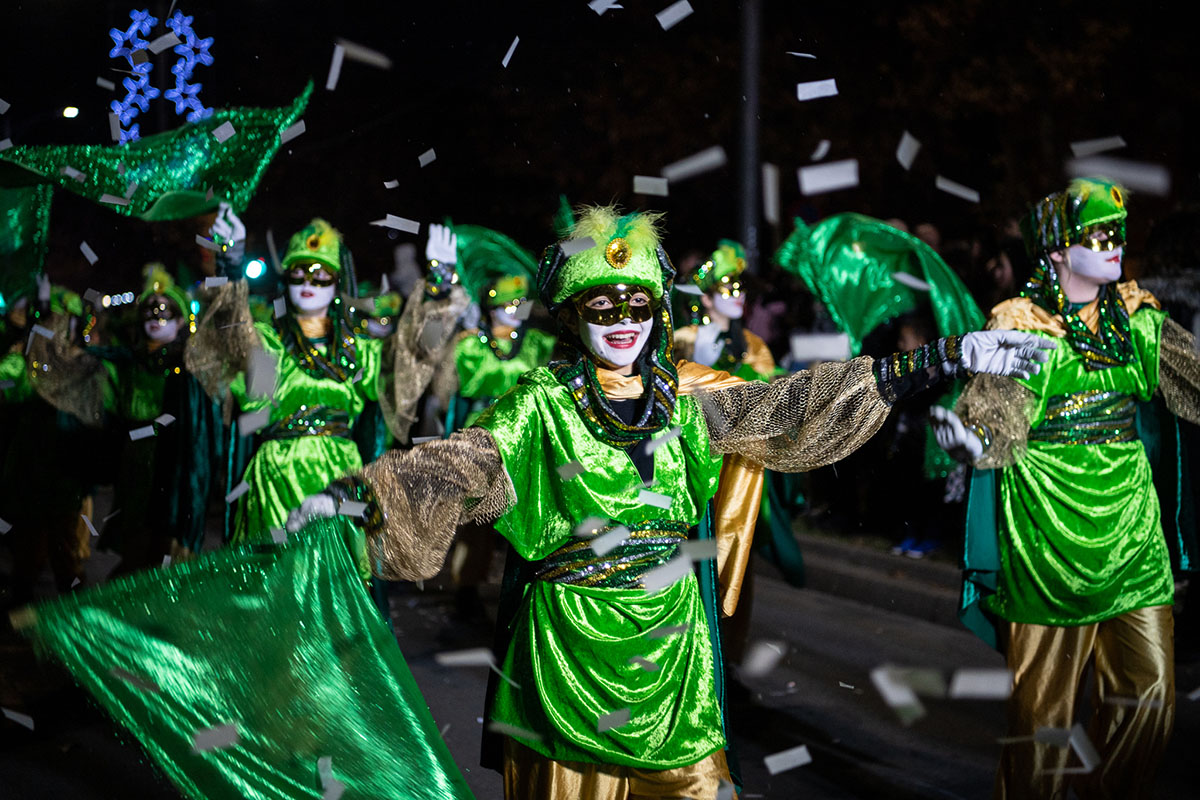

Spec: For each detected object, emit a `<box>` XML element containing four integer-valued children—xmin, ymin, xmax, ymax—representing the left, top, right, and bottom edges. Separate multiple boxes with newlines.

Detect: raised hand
<box><xmin>425</xmin><ymin>223</ymin><xmax>457</xmax><ymax>266</ymax></box>
<box><xmin>960</xmin><ymin>330</ymin><xmax>1057</xmax><ymax>379</ymax></box>
<box><xmin>930</xmin><ymin>405</ymin><xmax>984</xmax><ymax>463</ymax></box>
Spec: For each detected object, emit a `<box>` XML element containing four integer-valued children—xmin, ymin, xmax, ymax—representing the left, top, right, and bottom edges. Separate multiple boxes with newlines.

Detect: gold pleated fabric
<box><xmin>995</xmin><ymin>605</ymin><xmax>1174</xmax><ymax>800</ymax></box>
<box><xmin>503</xmin><ymin>738</ymin><xmax>733</xmax><ymax>800</ymax></box>
<box><xmin>741</xmin><ymin>330</ymin><xmax>778</xmax><ymax>379</ymax></box>
<box><xmin>184</xmin><ymin>280</ymin><xmax>256</xmax><ymax>423</ymax></box>
<box><xmin>1158</xmin><ymin>316</ymin><xmax>1200</xmax><ymax>425</ymax></box>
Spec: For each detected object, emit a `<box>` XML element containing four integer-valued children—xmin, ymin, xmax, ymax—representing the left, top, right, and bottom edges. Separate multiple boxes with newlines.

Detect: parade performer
<box><xmin>931</xmin><ymin>179</ymin><xmax>1200</xmax><ymax>799</ymax></box>
<box><xmin>289</xmin><ymin>205</ymin><xmax>1054</xmax><ymax>798</ymax></box>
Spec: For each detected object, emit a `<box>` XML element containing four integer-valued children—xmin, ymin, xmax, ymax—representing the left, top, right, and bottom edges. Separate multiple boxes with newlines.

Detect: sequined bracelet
<box><xmin>968</xmin><ymin>421</ymin><xmax>993</xmax><ymax>452</ymax></box>
<box><xmin>873</xmin><ymin>335</ymin><xmax>963</xmax><ymax>399</ymax></box>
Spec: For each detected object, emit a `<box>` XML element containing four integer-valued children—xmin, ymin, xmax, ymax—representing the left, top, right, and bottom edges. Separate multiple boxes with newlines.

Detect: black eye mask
<box><xmin>572</xmin><ymin>284</ymin><xmax>656</xmax><ymax>326</ymax></box>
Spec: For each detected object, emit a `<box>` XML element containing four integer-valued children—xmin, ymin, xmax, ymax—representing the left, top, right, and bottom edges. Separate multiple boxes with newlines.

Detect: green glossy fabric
<box><xmin>476</xmin><ymin>368</ymin><xmax>725</xmax><ymax>768</ymax></box>
<box><xmin>24</xmin><ymin>517</ymin><xmax>473</xmax><ymax>800</ymax></box>
<box><xmin>774</xmin><ymin>213</ymin><xmax>985</xmax><ymax>355</ymax></box>
<box><xmin>988</xmin><ymin>307</ymin><xmax>1173</xmax><ymax>626</ymax></box>
<box><xmin>0</xmin><ymin>184</ymin><xmax>51</xmax><ymax>300</ymax></box>
<box><xmin>454</xmin><ymin>328</ymin><xmax>556</xmax><ymax>401</ymax></box>
<box><xmin>230</xmin><ymin>322</ymin><xmax>381</xmax><ymax>574</ymax></box>
<box><xmin>0</xmin><ymin>349</ymin><xmax>33</xmax><ymax>401</ymax></box>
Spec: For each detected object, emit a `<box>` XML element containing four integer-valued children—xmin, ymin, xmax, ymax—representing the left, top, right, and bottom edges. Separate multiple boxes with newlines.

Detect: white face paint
<box><xmin>711</xmin><ymin>292</ymin><xmax>745</xmax><ymax>319</ymax></box>
<box><xmin>144</xmin><ymin>318</ymin><xmax>181</xmax><ymax>342</ymax></box>
<box><xmin>583</xmin><ymin>318</ymin><xmax>654</xmax><ymax>368</ymax></box>
<box><xmin>1065</xmin><ymin>244</ymin><xmax>1123</xmax><ymax>284</ymax></box>
<box><xmin>490</xmin><ymin>306</ymin><xmax>523</xmax><ymax>329</ymax></box>
<box><xmin>288</xmin><ymin>283</ymin><xmax>336</xmax><ymax>316</ymax></box>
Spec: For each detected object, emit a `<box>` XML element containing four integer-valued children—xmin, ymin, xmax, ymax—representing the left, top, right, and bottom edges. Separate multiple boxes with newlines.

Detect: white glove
<box><xmin>285</xmin><ymin>493</ymin><xmax>337</xmax><ymax>533</ymax></box>
<box><xmin>210</xmin><ymin>201</ymin><xmax>246</xmax><ymax>246</ymax></box>
<box><xmin>930</xmin><ymin>406</ymin><xmax>984</xmax><ymax>464</ymax></box>
<box><xmin>425</xmin><ymin>223</ymin><xmax>457</xmax><ymax>265</ymax></box>
<box><xmin>959</xmin><ymin>330</ymin><xmax>1056</xmax><ymax>379</ymax></box>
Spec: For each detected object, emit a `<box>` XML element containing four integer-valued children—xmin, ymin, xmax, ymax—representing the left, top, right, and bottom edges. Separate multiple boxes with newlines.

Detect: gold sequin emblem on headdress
<box><xmin>605</xmin><ymin>237</ymin><xmax>631</xmax><ymax>269</ymax></box>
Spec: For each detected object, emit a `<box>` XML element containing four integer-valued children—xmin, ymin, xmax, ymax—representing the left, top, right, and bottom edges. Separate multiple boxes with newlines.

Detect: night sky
<box><xmin>4</xmin><ymin>1</ymin><xmax>1197</xmax><ymax>293</ymax></box>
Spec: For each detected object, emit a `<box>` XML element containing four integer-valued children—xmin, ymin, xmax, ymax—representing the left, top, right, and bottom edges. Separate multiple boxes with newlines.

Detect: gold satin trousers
<box><xmin>504</xmin><ymin>739</ymin><xmax>733</xmax><ymax>800</ymax></box>
<box><xmin>995</xmin><ymin>605</ymin><xmax>1174</xmax><ymax>800</ymax></box>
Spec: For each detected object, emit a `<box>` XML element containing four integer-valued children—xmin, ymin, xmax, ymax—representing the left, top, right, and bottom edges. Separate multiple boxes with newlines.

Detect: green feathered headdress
<box><xmin>693</xmin><ymin>239</ymin><xmax>747</xmax><ymax>293</ymax></box>
<box><xmin>450</xmin><ymin>224</ymin><xmax>536</xmax><ymax>306</ymax></box>
<box><xmin>139</xmin><ymin>263</ymin><xmax>190</xmax><ymax>318</ymax></box>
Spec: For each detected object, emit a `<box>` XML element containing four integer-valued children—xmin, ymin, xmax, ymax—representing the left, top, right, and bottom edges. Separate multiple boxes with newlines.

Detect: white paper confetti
<box><xmin>1069</xmin><ymin>136</ymin><xmax>1126</xmax><ymax>159</ymax></box>
<box><xmin>839</xmin><ymin>681</ymin><xmax>855</xmax><ymax>690</ymax></box>
<box><xmin>1187</xmin><ymin>685</ymin><xmax>1200</xmax><ymax>702</ymax></box>
<box><xmin>0</xmin><ymin>99</ymin><xmax>9</xmax><ymax>115</ymax></box>
<box><xmin>111</xmin><ymin>667</ymin><xmax>159</xmax><ymax>693</ymax></box>
<box><xmin>810</xmin><ymin>139</ymin><xmax>831</xmax><ymax>161</ymax></box>
<box><xmin>675</xmin><ymin>283</ymin><xmax>703</xmax><ymax>296</ymax></box>
<box><xmin>326</xmin><ymin>44</ymin><xmax>346</xmax><ymax>90</ymax></box>
<box><xmin>899</xmin><ymin>667</ymin><xmax>947</xmax><ymax>697</ymax></box>
<box><xmin>644</xmin><ymin>426</ymin><xmax>682</xmax><ymax>455</ymax></box>
<box><xmin>487</xmin><ymin>721</ymin><xmax>542</xmax><ymax>742</ymax></box>
<box><xmin>935</xmin><ymin>175</ymin><xmax>980</xmax><ymax>203</ymax></box>
<box><xmin>30</xmin><ymin>323</ymin><xmax>53</xmax><ymax>341</ymax></box>
<box><xmin>383</xmin><ymin>179</ymin><xmax>400</xmax><ymax>189</ymax></box>
<box><xmin>501</xmin><ymin>36</ymin><xmax>520</xmax><ymax>68</ymax></box>
<box><xmin>195</xmin><ymin>235</ymin><xmax>220</xmax><ymax>252</ymax></box>
<box><xmin>796</xmin><ymin>79</ymin><xmax>838</xmax><ymax>102</ymax></box>
<box><xmin>764</xmin><ymin>744</ymin><xmax>812</xmax><ymax>775</ymax></box>
<box><xmin>81</xmin><ymin>514</ymin><xmax>99</xmax><ymax>538</ymax></box>
<box><xmin>741</xmin><ymin>640</ymin><xmax>786</xmax><ymax>678</ymax></box>
<box><xmin>891</xmin><ymin>272</ymin><xmax>931</xmax><ymax>292</ymax></box>
<box><xmin>656</xmin><ymin>0</ymin><xmax>693</xmax><ymax>30</ymax></box>
<box><xmin>560</xmin><ymin>236</ymin><xmax>597</xmax><ymax>256</ymax></box>
<box><xmin>591</xmin><ymin>526</ymin><xmax>631</xmax><ymax>556</ymax></box>
<box><xmin>661</xmin><ymin>146</ymin><xmax>727</xmax><ymax>182</ymax></box>
<box><xmin>124</xmin><ymin>180</ymin><xmax>139</xmax><ymax>200</ymax></box>
<box><xmin>247</xmin><ymin>348</ymin><xmax>278</xmax><ymax>399</ymax></box>
<box><xmin>238</xmin><ymin>408</ymin><xmax>271</xmax><ymax>436</ymax></box>
<box><xmin>323</xmin><ymin>780</ymin><xmax>346</xmax><ymax>800</ymax></box>
<box><xmin>589</xmin><ymin>0</ymin><xmax>624</xmax><ymax>14</ymax></box>
<box><xmin>151</xmin><ymin>414</ymin><xmax>175</xmax><ymax>429</ymax></box>
<box><xmin>338</xmin><ymin>500</ymin><xmax>367</xmax><ymax>517</ymax></box>
<box><xmin>192</xmin><ymin>722</ymin><xmax>239</xmax><ymax>752</ymax></box>
<box><xmin>798</xmin><ymin>159</ymin><xmax>858</xmax><ymax>195</ymax></box>
<box><xmin>870</xmin><ymin>665</ymin><xmax>925</xmax><ymax>725</ymax></box>
<box><xmin>633</xmin><ymin>175</ymin><xmax>669</xmax><ymax>196</ymax></box>
<box><xmin>412</xmin><ymin>436</ymin><xmax>440</xmax><ymax>444</ymax></box>
<box><xmin>573</xmin><ymin>516</ymin><xmax>608</xmax><ymax>537</ymax></box>
<box><xmin>762</xmin><ymin>162</ymin><xmax>780</xmax><ymax>225</ymax></box>
<box><xmin>266</xmin><ymin>228</ymin><xmax>280</xmax><ymax>271</ymax></box>
<box><xmin>789</xmin><ymin>332</ymin><xmax>851</xmax><ymax>362</ymax></box>
<box><xmin>147</xmin><ymin>32</ymin><xmax>181</xmax><ymax>54</ymax></box>
<box><xmin>61</xmin><ymin>166</ymin><xmax>86</xmax><ymax>182</ymax></box>
<box><xmin>643</xmin><ymin>553</ymin><xmax>690</xmax><ymax>594</ymax></box>
<box><xmin>370</xmin><ymin>214</ymin><xmax>420</xmax><ymax>234</ymax></box>
<box><xmin>162</xmin><ymin>555</ymin><xmax>172</xmax><ymax>567</ymax></box>
<box><xmin>597</xmin><ymin>707</ymin><xmax>631</xmax><ymax>732</ymax></box>
<box><xmin>108</xmin><ymin>112</ymin><xmax>122</xmax><ymax>142</ymax></box>
<box><xmin>717</xmin><ymin>779</ymin><xmax>736</xmax><ymax>800</ymax></box>
<box><xmin>1066</xmin><ymin>155</ymin><xmax>1171</xmax><ymax>196</ymax></box>
<box><xmin>436</xmin><ymin>647</ymin><xmax>495</xmax><ymax>667</ymax></box>
<box><xmin>264</xmin><ymin>298</ymin><xmax>285</xmax><ymax>322</ymax></box>
<box><xmin>557</xmin><ymin>461</ymin><xmax>586</xmax><ymax>481</ymax></box>
<box><xmin>211</xmin><ymin>121</ymin><xmax>236</xmax><ymax>143</ymax></box>
<box><xmin>896</xmin><ymin>131</ymin><xmax>921</xmax><ymax>170</ymax></box>
<box><xmin>418</xmin><ymin>149</ymin><xmax>436</xmax><ymax>167</ymax></box>
<box><xmin>99</xmin><ymin>193</ymin><xmax>129</xmax><ymax>206</ymax></box>
<box><xmin>129</xmin><ymin>425</ymin><xmax>156</xmax><ymax>441</ymax></box>
<box><xmin>947</xmin><ymin>668</ymin><xmax>1012</xmax><ymax>700</ymax></box>
<box><xmin>225</xmin><ymin>481</ymin><xmax>250</xmax><ymax>503</ymax></box>
<box><xmin>73</xmin><ymin>241</ymin><xmax>99</xmax><ymax>267</ymax></box>
<box><xmin>2</xmin><ymin>707</ymin><xmax>34</xmax><ymax>730</ymax></box>
<box><xmin>679</xmin><ymin>539</ymin><xmax>718</xmax><ymax>561</ymax></box>
<box><xmin>648</xmin><ymin>623</ymin><xmax>690</xmax><ymax>638</ymax></box>
<box><xmin>0</xmin><ymin>138</ymin><xmax>10</xmax><ymax>152</ymax></box>
<box><xmin>637</xmin><ymin>489</ymin><xmax>673</xmax><ymax>509</ymax></box>
<box><xmin>97</xmin><ymin>77</ymin><xmax>116</xmax><ymax>91</ymax></box>
<box><xmin>279</xmin><ymin>120</ymin><xmax>306</xmax><ymax>145</ymax></box>
<box><xmin>629</xmin><ymin>656</ymin><xmax>660</xmax><ymax>672</ymax></box>
<box><xmin>786</xmin><ymin>52</ymin><xmax>817</xmax><ymax>59</ymax></box>
<box><xmin>0</xmin><ymin>518</ymin><xmax>11</xmax><ymax>535</ymax></box>
<box><xmin>336</xmin><ymin>38</ymin><xmax>393</xmax><ymax>70</ymax></box>
<box><xmin>270</xmin><ymin>527</ymin><xmax>287</xmax><ymax>545</ymax></box>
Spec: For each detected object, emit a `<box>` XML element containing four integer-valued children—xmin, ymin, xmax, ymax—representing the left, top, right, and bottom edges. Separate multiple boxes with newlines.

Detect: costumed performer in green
<box><xmin>930</xmin><ymin>178</ymin><xmax>1200</xmax><ymax>799</ymax></box>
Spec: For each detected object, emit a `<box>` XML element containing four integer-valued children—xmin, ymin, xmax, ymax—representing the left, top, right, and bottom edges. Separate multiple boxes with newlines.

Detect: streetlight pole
<box><xmin>739</xmin><ymin>0</ymin><xmax>762</xmax><ymax>273</ymax></box>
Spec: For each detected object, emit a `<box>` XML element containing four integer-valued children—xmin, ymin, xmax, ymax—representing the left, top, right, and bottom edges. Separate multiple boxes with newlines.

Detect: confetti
<box><xmin>370</xmin><ymin>215</ymin><xmax>420</xmax><ymax>234</ymax></box>
<box><xmin>557</xmin><ymin>461</ymin><xmax>585</xmax><ymax>481</ymax></box>
<box><xmin>764</xmin><ymin>744</ymin><xmax>812</xmax><ymax>775</ymax></box>
<box><xmin>270</xmin><ymin>528</ymin><xmax>287</xmax><ymax>545</ymax></box>
<box><xmin>1187</xmin><ymin>685</ymin><xmax>1200</xmax><ymax>701</ymax></box>
<box><xmin>675</xmin><ymin>283</ymin><xmax>703</xmax><ymax>296</ymax></box>
<box><xmin>656</xmin><ymin>0</ymin><xmax>693</xmax><ymax>30</ymax></box>
<box><xmin>648</xmin><ymin>623</ymin><xmax>689</xmax><ymax>638</ymax></box>
<box><xmin>661</xmin><ymin>146</ymin><xmax>727</xmax><ymax>182</ymax></box>
<box><xmin>597</xmin><ymin>707</ymin><xmax>631</xmax><ymax>732</ymax></box>
<box><xmin>591</xmin><ymin>526</ymin><xmax>631</xmax><ymax>556</ymax></box>
<box><xmin>238</xmin><ymin>408</ymin><xmax>271</xmax><ymax>436</ymax></box>
<box><xmin>501</xmin><ymin>36</ymin><xmax>520</xmax><ymax>68</ymax></box>
<box><xmin>947</xmin><ymin>668</ymin><xmax>1012</xmax><ymax>700</ymax></box>
<box><xmin>97</xmin><ymin>77</ymin><xmax>116</xmax><ymax>91</ymax></box>
<box><xmin>796</xmin><ymin>78</ymin><xmax>838</xmax><ymax>101</ymax></box>
<box><xmin>108</xmin><ymin>112</ymin><xmax>122</xmax><ymax>142</ymax></box>
<box><xmin>892</xmin><ymin>272</ymin><xmax>931</xmax><ymax>292</ymax></box>
<box><xmin>762</xmin><ymin>162</ymin><xmax>780</xmax><ymax>225</ymax></box>
<box><xmin>266</xmin><ymin>228</ymin><xmax>280</xmax><ymax>271</ymax></box>
<box><xmin>838</xmin><ymin>681</ymin><xmax>855</xmax><ymax>690</ymax></box>
<box><xmin>110</xmin><ymin>667</ymin><xmax>159</xmax><ymax>693</ymax></box>
<box><xmin>633</xmin><ymin>175</ymin><xmax>669</xmax><ymax>196</ymax></box>
<box><xmin>740</xmin><ymin>640</ymin><xmax>786</xmax><ymax>678</ymax></box>
<box><xmin>717</xmin><ymin>779</ymin><xmax>736</xmax><ymax>800</ymax></box>
<box><xmin>71</xmin><ymin>577</ymin><xmax>81</xmax><ymax>588</ymax></box>
<box><xmin>786</xmin><ymin>52</ymin><xmax>817</xmax><ymax>58</ymax></box>
<box><xmin>124</xmin><ymin>181</ymin><xmax>139</xmax><ymax>200</ymax></box>
<box><xmin>29</xmin><ymin>323</ymin><xmax>53</xmax><ymax>342</ymax></box>
<box><xmin>148</xmin><ymin>32</ymin><xmax>181</xmax><ymax>54</ymax></box>
<box><xmin>935</xmin><ymin>175</ymin><xmax>980</xmax><ymax>203</ymax></box>
<box><xmin>129</xmin><ymin>425</ymin><xmax>156</xmax><ymax>441</ymax></box>
<box><xmin>2</xmin><ymin>708</ymin><xmax>34</xmax><ymax>730</ymax></box>
<box><xmin>0</xmin><ymin>98</ymin><xmax>9</xmax><ymax>114</ymax></box>
<box><xmin>326</xmin><ymin>44</ymin><xmax>346</xmax><ymax>90</ymax></box>
<box><xmin>77</xmin><ymin>241</ymin><xmax>99</xmax><ymax>265</ymax></box>
<box><xmin>338</xmin><ymin>500</ymin><xmax>367</xmax><ymax>517</ymax></box>
<box><xmin>637</xmin><ymin>489</ymin><xmax>673</xmax><ymax>509</ymax></box>
<box><xmin>629</xmin><ymin>656</ymin><xmax>660</xmax><ymax>672</ymax></box>
<box><xmin>273</xmin><ymin>297</ymin><xmax>287</xmax><ymax>318</ymax></box>
<box><xmin>487</xmin><ymin>721</ymin><xmax>542</xmax><ymax>742</ymax></box>
<box><xmin>225</xmin><ymin>481</ymin><xmax>250</xmax><ymax>503</ymax></box>
<box><xmin>896</xmin><ymin>131</ymin><xmax>921</xmax><ymax>170</ymax></box>
<box><xmin>155</xmin><ymin>413</ymin><xmax>176</xmax><ymax>427</ymax></box>
<box><xmin>0</xmin><ymin>518</ymin><xmax>11</xmax><ymax>535</ymax></box>
<box><xmin>810</xmin><ymin>139</ymin><xmax>831</xmax><ymax>161</ymax></box>
<box><xmin>81</xmin><ymin>514</ymin><xmax>99</xmax><ymax>538</ymax></box>
<box><xmin>898</xmin><ymin>667</ymin><xmax>947</xmax><ymax>698</ymax></box>
<box><xmin>560</xmin><ymin>236</ymin><xmax>597</xmax><ymax>256</ymax></box>
<box><xmin>0</xmin><ymin>138</ymin><xmax>11</xmax><ymax>152</ymax></box>
<box><xmin>870</xmin><ymin>665</ymin><xmax>925</xmax><ymax>725</ymax></box>
<box><xmin>679</xmin><ymin>539</ymin><xmax>718</xmax><ymax>561</ymax></box>
<box><xmin>383</xmin><ymin>179</ymin><xmax>400</xmax><ymax>189</ymax></box>
<box><xmin>412</xmin><ymin>435</ymin><xmax>439</xmax><ymax>444</ymax></box>
<box><xmin>99</xmin><ymin>193</ymin><xmax>129</xmax><ymax>206</ymax></box>
<box><xmin>335</xmin><ymin>38</ymin><xmax>393</xmax><ymax>70</ymax></box>
<box><xmin>247</xmin><ymin>348</ymin><xmax>278</xmax><ymax>399</ymax></box>
<box><xmin>211</xmin><ymin>121</ymin><xmax>236</xmax><ymax>143</ymax></box>
<box><xmin>589</xmin><ymin>0</ymin><xmax>624</xmax><ymax>14</ymax></box>
<box><xmin>279</xmin><ymin>120</ymin><xmax>306</xmax><ymax>145</ymax></box>
<box><xmin>788</xmin><ymin>332</ymin><xmax>851</xmax><ymax>362</ymax></box>
<box><xmin>83</xmin><ymin>289</ymin><xmax>102</xmax><ymax>306</ymax></box>
<box><xmin>162</xmin><ymin>555</ymin><xmax>172</xmax><ymax>567</ymax></box>
<box><xmin>418</xmin><ymin>148</ymin><xmax>436</xmax><ymax>167</ymax></box>
<box><xmin>1066</xmin><ymin>155</ymin><xmax>1171</xmax><ymax>196</ymax></box>
<box><xmin>61</xmin><ymin>166</ymin><xmax>86</xmax><ymax>182</ymax></box>
<box><xmin>798</xmin><ymin>159</ymin><xmax>858</xmax><ymax>195</ymax></box>
<box><xmin>1069</xmin><ymin>136</ymin><xmax>1126</xmax><ymax>158</ymax></box>
<box><xmin>323</xmin><ymin>781</ymin><xmax>346</xmax><ymax>800</ymax></box>
<box><xmin>103</xmin><ymin>509</ymin><xmax>122</xmax><ymax>523</ymax></box>
<box><xmin>195</xmin><ymin>235</ymin><xmax>220</xmax><ymax>252</ymax></box>
<box><xmin>643</xmin><ymin>553</ymin><xmax>690</xmax><ymax>594</ymax></box>
<box><xmin>573</xmin><ymin>516</ymin><xmax>609</xmax><ymax>537</ymax></box>
<box><xmin>436</xmin><ymin>647</ymin><xmax>495</xmax><ymax>667</ymax></box>
<box><xmin>644</xmin><ymin>426</ymin><xmax>682</xmax><ymax>455</ymax></box>
<box><xmin>191</xmin><ymin>722</ymin><xmax>239</xmax><ymax>752</ymax></box>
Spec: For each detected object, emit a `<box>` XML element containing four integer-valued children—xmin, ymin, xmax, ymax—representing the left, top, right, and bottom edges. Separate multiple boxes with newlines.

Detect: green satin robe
<box><xmin>451</xmin><ymin>328</ymin><xmax>556</xmax><ymax>429</ymax></box>
<box><xmin>988</xmin><ymin>307</ymin><xmax>1174</xmax><ymax>626</ymax></box>
<box><xmin>475</xmin><ymin>368</ymin><xmax>726</xmax><ymax>769</ymax></box>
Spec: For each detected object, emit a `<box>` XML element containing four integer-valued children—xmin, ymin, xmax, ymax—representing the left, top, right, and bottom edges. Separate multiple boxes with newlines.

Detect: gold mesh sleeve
<box><xmin>1158</xmin><ymin>316</ymin><xmax>1200</xmax><ymax>426</ymax></box>
<box><xmin>699</xmin><ymin>355</ymin><xmax>891</xmax><ymax>472</ymax></box>
<box><xmin>27</xmin><ymin>313</ymin><xmax>107</xmax><ymax>427</ymax></box>
<box><xmin>358</xmin><ymin>426</ymin><xmax>514</xmax><ymax>581</ymax></box>
<box><xmin>184</xmin><ymin>280</ymin><xmax>256</xmax><ymax>421</ymax></box>
<box><xmin>955</xmin><ymin>374</ymin><xmax>1038</xmax><ymax>469</ymax></box>
<box><xmin>378</xmin><ymin>285</ymin><xmax>469</xmax><ymax>442</ymax></box>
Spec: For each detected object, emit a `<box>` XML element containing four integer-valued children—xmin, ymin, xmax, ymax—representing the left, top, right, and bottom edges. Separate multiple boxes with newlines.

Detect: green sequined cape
<box><xmin>474</xmin><ymin>367</ymin><xmax>726</xmax><ymax>769</ymax></box>
<box><xmin>977</xmin><ymin>307</ymin><xmax>1174</xmax><ymax>628</ymax></box>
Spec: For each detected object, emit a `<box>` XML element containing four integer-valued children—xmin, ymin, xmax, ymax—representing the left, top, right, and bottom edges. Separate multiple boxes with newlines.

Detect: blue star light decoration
<box><xmin>107</xmin><ymin>8</ymin><xmax>214</xmax><ymax>142</ymax></box>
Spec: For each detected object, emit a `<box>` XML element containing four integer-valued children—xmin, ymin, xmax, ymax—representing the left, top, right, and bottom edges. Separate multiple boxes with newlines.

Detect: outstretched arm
<box><xmin>1158</xmin><ymin>317</ymin><xmax>1200</xmax><ymax>426</ymax></box>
